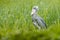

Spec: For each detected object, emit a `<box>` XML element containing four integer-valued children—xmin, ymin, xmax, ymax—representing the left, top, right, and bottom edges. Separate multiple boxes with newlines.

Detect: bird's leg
<box><xmin>36</xmin><ymin>24</ymin><xmax>41</xmax><ymax>30</ymax></box>
<box><xmin>33</xmin><ymin>22</ymin><xmax>41</xmax><ymax>30</ymax></box>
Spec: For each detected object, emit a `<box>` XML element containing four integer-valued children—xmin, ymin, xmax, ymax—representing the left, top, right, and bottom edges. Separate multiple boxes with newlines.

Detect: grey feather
<box><xmin>31</xmin><ymin>6</ymin><xmax>47</xmax><ymax>30</ymax></box>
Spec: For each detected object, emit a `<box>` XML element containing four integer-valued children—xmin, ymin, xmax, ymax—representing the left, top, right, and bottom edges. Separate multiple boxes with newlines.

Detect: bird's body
<box><xmin>31</xmin><ymin>6</ymin><xmax>47</xmax><ymax>30</ymax></box>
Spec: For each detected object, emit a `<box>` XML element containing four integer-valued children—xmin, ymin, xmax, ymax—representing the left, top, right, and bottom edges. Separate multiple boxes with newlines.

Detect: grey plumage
<box><xmin>31</xmin><ymin>6</ymin><xmax>47</xmax><ymax>29</ymax></box>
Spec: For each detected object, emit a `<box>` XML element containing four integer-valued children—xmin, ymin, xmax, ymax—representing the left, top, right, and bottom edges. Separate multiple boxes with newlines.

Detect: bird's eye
<box><xmin>33</xmin><ymin>8</ymin><xmax>37</xmax><ymax>10</ymax></box>
<box><xmin>33</xmin><ymin>8</ymin><xmax>36</xmax><ymax>9</ymax></box>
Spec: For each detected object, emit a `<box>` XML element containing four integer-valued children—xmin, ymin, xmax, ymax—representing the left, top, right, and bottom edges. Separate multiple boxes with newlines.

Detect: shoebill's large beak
<box><xmin>31</xmin><ymin>6</ymin><xmax>39</xmax><ymax>15</ymax></box>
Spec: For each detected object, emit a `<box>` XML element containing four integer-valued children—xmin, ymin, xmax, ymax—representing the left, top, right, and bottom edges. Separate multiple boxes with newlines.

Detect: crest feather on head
<box><xmin>32</xmin><ymin>6</ymin><xmax>39</xmax><ymax>11</ymax></box>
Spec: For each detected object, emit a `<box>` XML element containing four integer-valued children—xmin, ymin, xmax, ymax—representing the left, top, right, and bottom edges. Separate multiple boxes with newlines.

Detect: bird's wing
<box><xmin>32</xmin><ymin>18</ymin><xmax>41</xmax><ymax>29</ymax></box>
<box><xmin>35</xmin><ymin>16</ymin><xmax>47</xmax><ymax>28</ymax></box>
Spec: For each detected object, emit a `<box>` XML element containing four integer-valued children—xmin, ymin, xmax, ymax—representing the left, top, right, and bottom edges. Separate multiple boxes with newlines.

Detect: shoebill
<box><xmin>31</xmin><ymin>6</ymin><xmax>47</xmax><ymax>30</ymax></box>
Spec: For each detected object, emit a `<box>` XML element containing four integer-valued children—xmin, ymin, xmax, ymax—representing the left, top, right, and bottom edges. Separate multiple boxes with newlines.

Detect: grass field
<box><xmin>0</xmin><ymin>0</ymin><xmax>60</xmax><ymax>40</ymax></box>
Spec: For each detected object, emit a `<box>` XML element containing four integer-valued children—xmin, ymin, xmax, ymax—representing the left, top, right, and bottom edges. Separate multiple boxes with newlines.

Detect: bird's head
<box><xmin>31</xmin><ymin>6</ymin><xmax>39</xmax><ymax>15</ymax></box>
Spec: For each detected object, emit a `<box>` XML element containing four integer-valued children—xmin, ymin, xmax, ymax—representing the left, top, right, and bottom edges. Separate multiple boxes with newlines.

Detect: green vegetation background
<box><xmin>0</xmin><ymin>0</ymin><xmax>60</xmax><ymax>40</ymax></box>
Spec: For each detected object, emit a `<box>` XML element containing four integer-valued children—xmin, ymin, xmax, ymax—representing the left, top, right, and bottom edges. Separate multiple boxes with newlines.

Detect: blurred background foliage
<box><xmin>0</xmin><ymin>0</ymin><xmax>60</xmax><ymax>40</ymax></box>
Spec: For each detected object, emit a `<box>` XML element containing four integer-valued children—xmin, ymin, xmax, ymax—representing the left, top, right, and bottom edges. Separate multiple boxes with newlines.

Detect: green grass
<box><xmin>0</xmin><ymin>0</ymin><xmax>60</xmax><ymax>40</ymax></box>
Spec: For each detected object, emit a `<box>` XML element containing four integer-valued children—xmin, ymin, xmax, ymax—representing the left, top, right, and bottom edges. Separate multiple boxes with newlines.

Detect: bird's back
<box><xmin>36</xmin><ymin>16</ymin><xmax>47</xmax><ymax>28</ymax></box>
<box><xmin>32</xmin><ymin>15</ymin><xmax>47</xmax><ymax>29</ymax></box>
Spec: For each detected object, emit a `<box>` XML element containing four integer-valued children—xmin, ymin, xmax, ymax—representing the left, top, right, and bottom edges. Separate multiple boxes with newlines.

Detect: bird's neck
<box><xmin>31</xmin><ymin>9</ymin><xmax>37</xmax><ymax>15</ymax></box>
<box><xmin>31</xmin><ymin>13</ymin><xmax>37</xmax><ymax>17</ymax></box>
<box><xmin>31</xmin><ymin>11</ymin><xmax>37</xmax><ymax>15</ymax></box>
